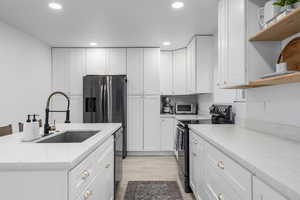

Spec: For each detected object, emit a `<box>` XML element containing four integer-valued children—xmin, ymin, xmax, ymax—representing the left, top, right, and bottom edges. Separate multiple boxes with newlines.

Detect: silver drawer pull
<box><xmin>83</xmin><ymin>190</ymin><xmax>93</xmax><ymax>199</ymax></box>
<box><xmin>217</xmin><ymin>161</ymin><xmax>225</xmax><ymax>170</ymax></box>
<box><xmin>105</xmin><ymin>163</ymin><xmax>111</xmax><ymax>168</ymax></box>
<box><xmin>193</xmin><ymin>140</ymin><xmax>198</xmax><ymax>144</ymax></box>
<box><xmin>81</xmin><ymin>170</ymin><xmax>90</xmax><ymax>179</ymax></box>
<box><xmin>218</xmin><ymin>193</ymin><xmax>223</xmax><ymax>200</ymax></box>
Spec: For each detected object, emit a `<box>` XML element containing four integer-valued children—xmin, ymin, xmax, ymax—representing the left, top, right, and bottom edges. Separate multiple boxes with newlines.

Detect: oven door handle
<box><xmin>176</xmin><ymin>126</ymin><xmax>185</xmax><ymax>132</ymax></box>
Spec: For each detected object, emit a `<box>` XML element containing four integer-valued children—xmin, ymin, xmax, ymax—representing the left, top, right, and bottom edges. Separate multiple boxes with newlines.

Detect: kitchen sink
<box><xmin>37</xmin><ymin>130</ymin><xmax>100</xmax><ymax>143</ymax></box>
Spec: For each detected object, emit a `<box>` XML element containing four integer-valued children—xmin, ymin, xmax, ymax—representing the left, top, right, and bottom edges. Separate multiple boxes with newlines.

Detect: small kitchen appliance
<box><xmin>175</xmin><ymin>104</ymin><xmax>235</xmax><ymax>193</ymax></box>
<box><xmin>175</xmin><ymin>104</ymin><xmax>197</xmax><ymax>114</ymax></box>
<box><xmin>162</xmin><ymin>97</ymin><xmax>173</xmax><ymax>114</ymax></box>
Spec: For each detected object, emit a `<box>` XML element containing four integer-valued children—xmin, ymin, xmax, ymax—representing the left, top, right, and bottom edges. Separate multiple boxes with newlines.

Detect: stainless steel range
<box><xmin>175</xmin><ymin>104</ymin><xmax>235</xmax><ymax>193</ymax></box>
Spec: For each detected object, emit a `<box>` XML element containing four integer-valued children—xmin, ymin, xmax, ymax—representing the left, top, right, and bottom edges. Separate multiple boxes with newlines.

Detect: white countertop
<box><xmin>0</xmin><ymin>123</ymin><xmax>121</xmax><ymax>170</ymax></box>
<box><xmin>160</xmin><ymin>114</ymin><xmax>210</xmax><ymax>121</ymax></box>
<box><xmin>189</xmin><ymin>124</ymin><xmax>300</xmax><ymax>200</ymax></box>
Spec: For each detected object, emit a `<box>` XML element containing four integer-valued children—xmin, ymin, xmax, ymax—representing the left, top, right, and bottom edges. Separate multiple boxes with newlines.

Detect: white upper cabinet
<box><xmin>144</xmin><ymin>48</ymin><xmax>160</xmax><ymax>95</ymax></box>
<box><xmin>253</xmin><ymin>177</ymin><xmax>287</xmax><ymax>200</ymax></box>
<box><xmin>86</xmin><ymin>48</ymin><xmax>108</xmax><ymax>75</ymax></box>
<box><xmin>160</xmin><ymin>51</ymin><xmax>173</xmax><ymax>95</ymax></box>
<box><xmin>173</xmin><ymin>48</ymin><xmax>187</xmax><ymax>95</ymax></box>
<box><xmin>52</xmin><ymin>48</ymin><xmax>70</xmax><ymax>94</ymax></box>
<box><xmin>186</xmin><ymin>39</ymin><xmax>196</xmax><ymax>94</ymax></box>
<box><xmin>143</xmin><ymin>96</ymin><xmax>161</xmax><ymax>151</ymax></box>
<box><xmin>196</xmin><ymin>36</ymin><xmax>213</xmax><ymax>93</ymax></box>
<box><xmin>52</xmin><ymin>48</ymin><xmax>86</xmax><ymax>96</ymax></box>
<box><xmin>127</xmin><ymin>48</ymin><xmax>144</xmax><ymax>95</ymax></box>
<box><xmin>127</xmin><ymin>96</ymin><xmax>144</xmax><ymax>151</ymax></box>
<box><xmin>69</xmin><ymin>48</ymin><xmax>86</xmax><ymax>95</ymax></box>
<box><xmin>108</xmin><ymin>48</ymin><xmax>127</xmax><ymax>75</ymax></box>
<box><xmin>218</xmin><ymin>0</ymin><xmax>246</xmax><ymax>87</ymax></box>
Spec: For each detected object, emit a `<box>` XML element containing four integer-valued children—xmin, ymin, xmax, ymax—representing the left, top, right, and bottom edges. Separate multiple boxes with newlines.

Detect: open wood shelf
<box><xmin>250</xmin><ymin>7</ymin><xmax>300</xmax><ymax>41</ymax></box>
<box><xmin>222</xmin><ymin>72</ymin><xmax>300</xmax><ymax>89</ymax></box>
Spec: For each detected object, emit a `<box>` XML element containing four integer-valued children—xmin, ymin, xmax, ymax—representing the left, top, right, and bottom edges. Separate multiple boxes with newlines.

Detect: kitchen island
<box><xmin>0</xmin><ymin>123</ymin><xmax>121</xmax><ymax>200</ymax></box>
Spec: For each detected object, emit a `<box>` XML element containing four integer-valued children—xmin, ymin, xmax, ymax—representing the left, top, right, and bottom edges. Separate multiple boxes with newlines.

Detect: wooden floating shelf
<box><xmin>250</xmin><ymin>7</ymin><xmax>300</xmax><ymax>41</ymax></box>
<box><xmin>222</xmin><ymin>72</ymin><xmax>300</xmax><ymax>89</ymax></box>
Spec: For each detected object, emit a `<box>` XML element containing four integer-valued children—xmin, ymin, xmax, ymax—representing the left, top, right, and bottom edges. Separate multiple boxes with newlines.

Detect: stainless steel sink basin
<box><xmin>37</xmin><ymin>131</ymin><xmax>99</xmax><ymax>143</ymax></box>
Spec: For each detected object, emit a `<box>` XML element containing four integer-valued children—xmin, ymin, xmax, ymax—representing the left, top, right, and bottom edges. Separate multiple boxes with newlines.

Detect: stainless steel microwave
<box><xmin>175</xmin><ymin>104</ymin><xmax>197</xmax><ymax>114</ymax></box>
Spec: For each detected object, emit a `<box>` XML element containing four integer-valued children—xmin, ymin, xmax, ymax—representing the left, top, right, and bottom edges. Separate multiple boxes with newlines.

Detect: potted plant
<box><xmin>273</xmin><ymin>0</ymin><xmax>299</xmax><ymax>10</ymax></box>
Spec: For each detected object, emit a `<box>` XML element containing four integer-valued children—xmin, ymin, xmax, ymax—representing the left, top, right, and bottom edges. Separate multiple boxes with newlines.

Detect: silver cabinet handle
<box><xmin>193</xmin><ymin>140</ymin><xmax>198</xmax><ymax>144</ymax></box>
<box><xmin>83</xmin><ymin>190</ymin><xmax>93</xmax><ymax>199</ymax></box>
<box><xmin>217</xmin><ymin>161</ymin><xmax>225</xmax><ymax>170</ymax></box>
<box><xmin>105</xmin><ymin>163</ymin><xmax>111</xmax><ymax>169</ymax></box>
<box><xmin>81</xmin><ymin>170</ymin><xmax>90</xmax><ymax>180</ymax></box>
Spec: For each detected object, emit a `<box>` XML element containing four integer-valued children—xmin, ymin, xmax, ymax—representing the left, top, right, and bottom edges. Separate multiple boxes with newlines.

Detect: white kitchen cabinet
<box><xmin>173</xmin><ymin>48</ymin><xmax>187</xmax><ymax>94</ymax></box>
<box><xmin>69</xmin><ymin>49</ymin><xmax>86</xmax><ymax>95</ymax></box>
<box><xmin>144</xmin><ymin>48</ymin><xmax>160</xmax><ymax>95</ymax></box>
<box><xmin>127</xmin><ymin>96</ymin><xmax>144</xmax><ymax>151</ymax></box>
<box><xmin>108</xmin><ymin>48</ymin><xmax>127</xmax><ymax>75</ymax></box>
<box><xmin>218</xmin><ymin>0</ymin><xmax>246</xmax><ymax>87</ymax></box>
<box><xmin>86</xmin><ymin>48</ymin><xmax>108</xmax><ymax>75</ymax></box>
<box><xmin>160</xmin><ymin>117</ymin><xmax>175</xmax><ymax>151</ymax></box>
<box><xmin>190</xmin><ymin>132</ymin><xmax>206</xmax><ymax>200</ymax></box>
<box><xmin>160</xmin><ymin>51</ymin><xmax>173</xmax><ymax>95</ymax></box>
<box><xmin>127</xmin><ymin>48</ymin><xmax>144</xmax><ymax>95</ymax></box>
<box><xmin>52</xmin><ymin>48</ymin><xmax>70</xmax><ymax>94</ymax></box>
<box><xmin>253</xmin><ymin>177</ymin><xmax>287</xmax><ymax>200</ymax></box>
<box><xmin>186</xmin><ymin>39</ymin><xmax>196</xmax><ymax>94</ymax></box>
<box><xmin>70</xmin><ymin>96</ymin><xmax>83</xmax><ymax>123</ymax></box>
<box><xmin>143</xmin><ymin>96</ymin><xmax>161</xmax><ymax>151</ymax></box>
<box><xmin>196</xmin><ymin>36</ymin><xmax>213</xmax><ymax>93</ymax></box>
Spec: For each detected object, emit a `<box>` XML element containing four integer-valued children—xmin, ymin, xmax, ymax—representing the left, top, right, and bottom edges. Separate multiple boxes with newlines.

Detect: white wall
<box><xmin>0</xmin><ymin>21</ymin><xmax>51</xmax><ymax>130</ymax></box>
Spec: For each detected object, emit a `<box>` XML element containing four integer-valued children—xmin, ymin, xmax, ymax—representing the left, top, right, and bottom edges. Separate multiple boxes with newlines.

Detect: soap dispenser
<box><xmin>22</xmin><ymin>115</ymin><xmax>34</xmax><ymax>142</ymax></box>
<box><xmin>32</xmin><ymin>114</ymin><xmax>41</xmax><ymax>140</ymax></box>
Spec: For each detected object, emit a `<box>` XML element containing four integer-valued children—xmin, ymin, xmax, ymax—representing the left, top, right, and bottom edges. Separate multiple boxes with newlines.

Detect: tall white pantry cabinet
<box><xmin>126</xmin><ymin>48</ymin><xmax>161</xmax><ymax>152</ymax></box>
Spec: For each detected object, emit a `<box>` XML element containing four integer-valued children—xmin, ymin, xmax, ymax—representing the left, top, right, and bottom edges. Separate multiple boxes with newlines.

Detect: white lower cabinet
<box><xmin>127</xmin><ymin>96</ymin><xmax>144</xmax><ymax>151</ymax></box>
<box><xmin>70</xmin><ymin>137</ymin><xmax>114</xmax><ymax>200</ymax></box>
<box><xmin>253</xmin><ymin>177</ymin><xmax>287</xmax><ymax>200</ymax></box>
<box><xmin>190</xmin><ymin>131</ymin><xmax>251</xmax><ymax>200</ymax></box>
<box><xmin>160</xmin><ymin>117</ymin><xmax>175</xmax><ymax>151</ymax></box>
<box><xmin>143</xmin><ymin>96</ymin><xmax>161</xmax><ymax>151</ymax></box>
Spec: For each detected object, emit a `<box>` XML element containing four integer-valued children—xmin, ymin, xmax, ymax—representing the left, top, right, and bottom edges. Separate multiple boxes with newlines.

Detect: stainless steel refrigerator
<box><xmin>83</xmin><ymin>75</ymin><xmax>127</xmax><ymax>158</ymax></box>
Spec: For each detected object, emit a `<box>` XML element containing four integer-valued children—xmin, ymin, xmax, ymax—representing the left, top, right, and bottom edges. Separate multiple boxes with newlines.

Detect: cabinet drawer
<box><xmin>206</xmin><ymin>143</ymin><xmax>251</xmax><ymax>200</ymax></box>
<box><xmin>69</xmin><ymin>137</ymin><xmax>113</xmax><ymax>200</ymax></box>
<box><xmin>76</xmin><ymin>145</ymin><xmax>114</xmax><ymax>200</ymax></box>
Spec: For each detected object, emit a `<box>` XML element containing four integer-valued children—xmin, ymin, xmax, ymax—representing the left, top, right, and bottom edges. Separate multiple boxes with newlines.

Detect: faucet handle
<box><xmin>50</xmin><ymin>120</ymin><xmax>56</xmax><ymax>131</ymax></box>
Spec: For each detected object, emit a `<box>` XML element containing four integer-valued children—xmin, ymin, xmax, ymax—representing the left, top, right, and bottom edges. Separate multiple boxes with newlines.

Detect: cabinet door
<box><xmin>127</xmin><ymin>48</ymin><xmax>144</xmax><ymax>95</ymax></box>
<box><xmin>227</xmin><ymin>0</ymin><xmax>246</xmax><ymax>86</ymax></box>
<box><xmin>218</xmin><ymin>0</ymin><xmax>229</xmax><ymax>87</ymax></box>
<box><xmin>143</xmin><ymin>96</ymin><xmax>161</xmax><ymax>151</ymax></box>
<box><xmin>144</xmin><ymin>48</ymin><xmax>160</xmax><ymax>95</ymax></box>
<box><xmin>253</xmin><ymin>177</ymin><xmax>287</xmax><ymax>200</ymax></box>
<box><xmin>160</xmin><ymin>118</ymin><xmax>175</xmax><ymax>151</ymax></box>
<box><xmin>86</xmin><ymin>48</ymin><xmax>108</xmax><ymax>75</ymax></box>
<box><xmin>186</xmin><ymin>39</ymin><xmax>196</xmax><ymax>94</ymax></box>
<box><xmin>108</xmin><ymin>48</ymin><xmax>127</xmax><ymax>75</ymax></box>
<box><xmin>69</xmin><ymin>49</ymin><xmax>86</xmax><ymax>95</ymax></box>
<box><xmin>196</xmin><ymin>36</ymin><xmax>213</xmax><ymax>93</ymax></box>
<box><xmin>127</xmin><ymin>96</ymin><xmax>144</xmax><ymax>151</ymax></box>
<box><xmin>160</xmin><ymin>51</ymin><xmax>173</xmax><ymax>95</ymax></box>
<box><xmin>189</xmin><ymin>133</ymin><xmax>197</xmax><ymax>193</ymax></box>
<box><xmin>52</xmin><ymin>48</ymin><xmax>70</xmax><ymax>94</ymax></box>
<box><xmin>70</xmin><ymin>96</ymin><xmax>83</xmax><ymax>123</ymax></box>
<box><xmin>173</xmin><ymin>49</ymin><xmax>187</xmax><ymax>94</ymax></box>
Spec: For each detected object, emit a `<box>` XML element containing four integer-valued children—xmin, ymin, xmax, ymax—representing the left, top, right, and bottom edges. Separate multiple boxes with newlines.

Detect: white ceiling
<box><xmin>0</xmin><ymin>0</ymin><xmax>218</xmax><ymax>50</ymax></box>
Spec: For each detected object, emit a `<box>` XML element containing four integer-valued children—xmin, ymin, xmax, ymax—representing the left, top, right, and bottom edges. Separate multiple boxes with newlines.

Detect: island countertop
<box><xmin>189</xmin><ymin>124</ymin><xmax>300</xmax><ymax>200</ymax></box>
<box><xmin>0</xmin><ymin>123</ymin><xmax>121</xmax><ymax>170</ymax></box>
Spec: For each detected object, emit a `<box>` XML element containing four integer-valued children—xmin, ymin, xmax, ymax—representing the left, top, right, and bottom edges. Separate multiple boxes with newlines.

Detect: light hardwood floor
<box><xmin>116</xmin><ymin>156</ymin><xmax>195</xmax><ymax>200</ymax></box>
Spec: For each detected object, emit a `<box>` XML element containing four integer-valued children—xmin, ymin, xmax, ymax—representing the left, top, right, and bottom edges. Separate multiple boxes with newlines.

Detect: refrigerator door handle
<box><xmin>108</xmin><ymin>76</ymin><xmax>113</xmax><ymax>122</ymax></box>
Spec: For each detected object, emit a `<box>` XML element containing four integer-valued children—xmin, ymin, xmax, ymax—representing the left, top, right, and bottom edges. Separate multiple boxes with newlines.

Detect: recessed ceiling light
<box><xmin>172</xmin><ymin>1</ymin><xmax>184</xmax><ymax>9</ymax></box>
<box><xmin>163</xmin><ymin>41</ymin><xmax>171</xmax><ymax>46</ymax></box>
<box><xmin>89</xmin><ymin>42</ymin><xmax>98</xmax><ymax>46</ymax></box>
<box><xmin>48</xmin><ymin>2</ymin><xmax>63</xmax><ymax>10</ymax></box>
